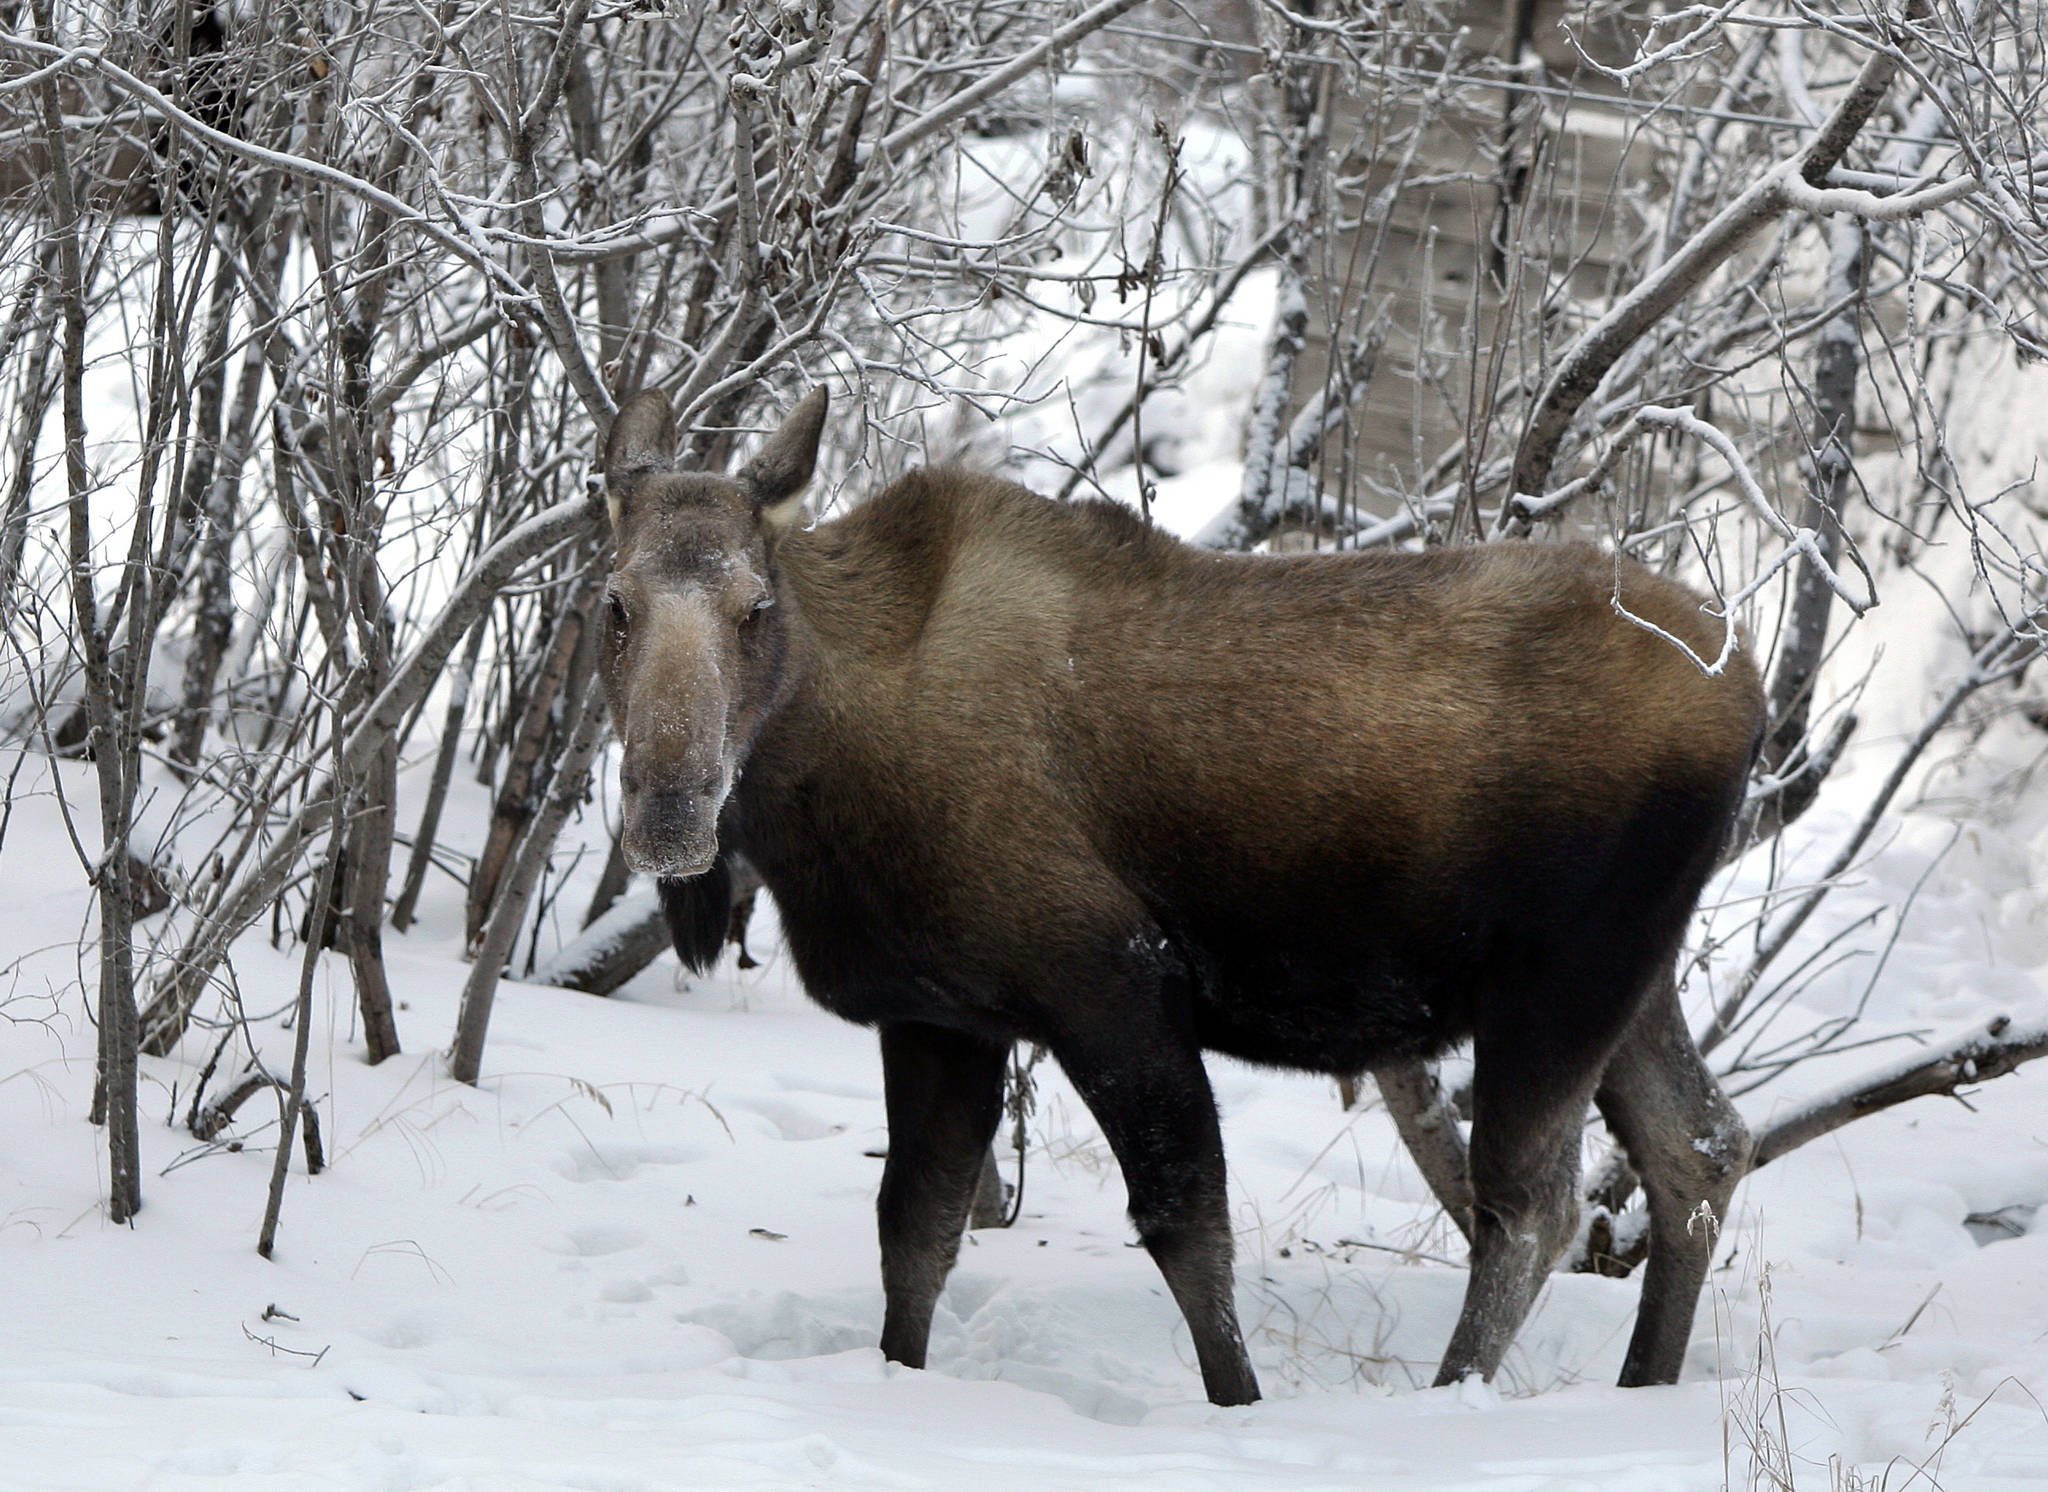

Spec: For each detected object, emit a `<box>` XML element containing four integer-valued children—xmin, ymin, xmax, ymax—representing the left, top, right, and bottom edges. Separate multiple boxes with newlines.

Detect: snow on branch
<box><xmin>1631</xmin><ymin>406</ymin><xmax>1874</xmax><ymax>613</ymax></box>
<box><xmin>1749</xmin><ymin>1016</ymin><xmax>2048</xmax><ymax>1169</ymax></box>
<box><xmin>139</xmin><ymin>494</ymin><xmax>607</xmax><ymax>1056</ymax></box>
<box><xmin>872</xmin><ymin>0</ymin><xmax>1153</xmax><ymax>160</ymax></box>
<box><xmin>1233</xmin><ymin>267</ymin><xmax>1311</xmax><ymax>530</ymax></box>
<box><xmin>0</xmin><ymin>33</ymin><xmax>528</xmax><ymax>299</ymax></box>
<box><xmin>517</xmin><ymin>0</ymin><xmax>1159</xmax><ymax>268</ymax></box>
<box><xmin>508</xmin><ymin>0</ymin><xmax>613</xmax><ymax>426</ymax></box>
<box><xmin>1510</xmin><ymin>0</ymin><xmax>1940</xmax><ymax>505</ymax></box>
<box><xmin>1777</xmin><ymin>170</ymin><xmax>1980</xmax><ymax>220</ymax></box>
<box><xmin>1578</xmin><ymin>0</ymin><xmax>1750</xmax><ymax>86</ymax></box>
<box><xmin>1507</xmin><ymin>404</ymin><xmax>1874</xmax><ymax>675</ymax></box>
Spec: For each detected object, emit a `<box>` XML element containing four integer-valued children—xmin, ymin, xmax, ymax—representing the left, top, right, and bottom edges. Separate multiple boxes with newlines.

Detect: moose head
<box><xmin>599</xmin><ymin>387</ymin><xmax>829</xmax><ymax>876</ymax></box>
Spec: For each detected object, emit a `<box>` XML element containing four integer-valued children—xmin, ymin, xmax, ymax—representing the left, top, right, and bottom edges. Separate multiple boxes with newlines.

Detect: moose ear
<box><xmin>739</xmin><ymin>387</ymin><xmax>829</xmax><ymax>538</ymax></box>
<box><xmin>604</xmin><ymin>389</ymin><xmax>677</xmax><ymax>529</ymax></box>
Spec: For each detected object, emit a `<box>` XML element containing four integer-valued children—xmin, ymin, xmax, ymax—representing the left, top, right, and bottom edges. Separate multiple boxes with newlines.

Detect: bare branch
<box><xmin>1511</xmin><ymin>0</ymin><xmax>1933</xmax><ymax>504</ymax></box>
<box><xmin>1749</xmin><ymin>1016</ymin><xmax>2048</xmax><ymax>1169</ymax></box>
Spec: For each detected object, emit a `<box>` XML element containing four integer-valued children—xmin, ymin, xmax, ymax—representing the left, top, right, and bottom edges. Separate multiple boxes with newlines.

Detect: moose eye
<box><xmin>606</xmin><ymin>592</ymin><xmax>628</xmax><ymax>629</ymax></box>
<box><xmin>741</xmin><ymin>592</ymin><xmax>775</xmax><ymax>625</ymax></box>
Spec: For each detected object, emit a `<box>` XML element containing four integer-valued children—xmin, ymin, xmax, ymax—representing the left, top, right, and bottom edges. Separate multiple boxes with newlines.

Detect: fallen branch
<box><xmin>189</xmin><ymin>1073</ymin><xmax>272</xmax><ymax>1142</ymax></box>
<box><xmin>1749</xmin><ymin>1015</ymin><xmax>2048</xmax><ymax>1168</ymax></box>
<box><xmin>529</xmin><ymin>885</ymin><xmax>669</xmax><ymax>996</ymax></box>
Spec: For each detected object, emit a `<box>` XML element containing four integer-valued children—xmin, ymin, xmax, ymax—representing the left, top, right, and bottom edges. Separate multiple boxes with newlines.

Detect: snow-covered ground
<box><xmin>7</xmin><ymin>674</ymin><xmax>2048</xmax><ymax>1492</ymax></box>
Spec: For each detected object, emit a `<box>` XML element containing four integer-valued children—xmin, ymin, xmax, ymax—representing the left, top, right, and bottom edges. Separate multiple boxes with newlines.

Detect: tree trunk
<box><xmin>969</xmin><ymin>1148</ymin><xmax>1008</xmax><ymax>1229</ymax></box>
<box><xmin>467</xmin><ymin>565</ymin><xmax>601</xmax><ymax>949</ymax></box>
<box><xmin>1374</xmin><ymin>1061</ymin><xmax>1475</xmax><ymax>1243</ymax></box>
<box><xmin>259</xmin><ymin>802</ymin><xmax>346</xmax><ymax>1258</ymax></box>
<box><xmin>1754</xmin><ymin>215</ymin><xmax>1866</xmax><ymax>839</ymax></box>
<box><xmin>37</xmin><ymin>0</ymin><xmax>140</xmax><ymax>1218</ymax></box>
<box><xmin>0</xmin><ymin>251</ymin><xmax>60</xmax><ymax>611</ymax></box>
<box><xmin>1210</xmin><ymin>31</ymin><xmax>1324</xmax><ymax>551</ymax></box>
<box><xmin>581</xmin><ymin>834</ymin><xmax>632</xmax><ymax>929</ymax></box>
<box><xmin>451</xmin><ymin>674</ymin><xmax>610</xmax><ymax>1084</ymax></box>
<box><xmin>391</xmin><ymin>616</ymin><xmax>488</xmax><ymax>932</ymax></box>
<box><xmin>170</xmin><ymin>330</ymin><xmax>266</xmax><ymax>771</ymax></box>
<box><xmin>344</xmin><ymin>733</ymin><xmax>403</xmax><ymax>1062</ymax></box>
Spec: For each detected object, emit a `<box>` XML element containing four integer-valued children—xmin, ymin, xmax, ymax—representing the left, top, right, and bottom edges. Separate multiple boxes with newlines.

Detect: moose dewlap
<box><xmin>598</xmin><ymin>386</ymin><xmax>1765</xmax><ymax>1407</ymax></box>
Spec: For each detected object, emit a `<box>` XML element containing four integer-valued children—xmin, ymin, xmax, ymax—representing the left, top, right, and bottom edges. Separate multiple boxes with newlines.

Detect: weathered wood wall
<box><xmin>1286</xmin><ymin>1</ymin><xmax>1653</xmax><ymax>513</ymax></box>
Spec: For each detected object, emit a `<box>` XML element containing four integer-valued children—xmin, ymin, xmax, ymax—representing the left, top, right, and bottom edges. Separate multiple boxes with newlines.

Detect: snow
<box><xmin>8</xmin><ymin>707</ymin><xmax>2048</xmax><ymax>1489</ymax></box>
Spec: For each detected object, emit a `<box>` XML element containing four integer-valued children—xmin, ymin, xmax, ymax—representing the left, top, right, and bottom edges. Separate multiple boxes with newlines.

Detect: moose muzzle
<box><xmin>620</xmin><ymin>780</ymin><xmax>725</xmax><ymax>877</ymax></box>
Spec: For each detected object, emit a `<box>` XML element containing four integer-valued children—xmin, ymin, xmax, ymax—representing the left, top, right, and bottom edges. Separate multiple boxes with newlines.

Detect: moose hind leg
<box><xmin>1433</xmin><ymin>1028</ymin><xmax>1597</xmax><ymax>1387</ymax></box>
<box><xmin>1595</xmin><ymin>968</ymin><xmax>1752</xmax><ymax>1386</ymax></box>
<box><xmin>875</xmin><ymin>1022</ymin><xmax>1009</xmax><ymax>1371</ymax></box>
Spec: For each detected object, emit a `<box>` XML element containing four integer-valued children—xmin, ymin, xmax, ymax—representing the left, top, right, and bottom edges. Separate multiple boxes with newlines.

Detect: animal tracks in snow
<box><xmin>543</xmin><ymin>1223</ymin><xmax>647</xmax><ymax>1258</ymax></box>
<box><xmin>733</xmin><ymin>1096</ymin><xmax>847</xmax><ymax>1142</ymax></box>
<box><xmin>537</xmin><ymin>1224</ymin><xmax>694</xmax><ymax>1317</ymax></box>
<box><xmin>550</xmin><ymin>1141</ymin><xmax>704</xmax><ymax>1184</ymax></box>
<box><xmin>770</xmin><ymin>1070</ymin><xmax>880</xmax><ymax>1102</ymax></box>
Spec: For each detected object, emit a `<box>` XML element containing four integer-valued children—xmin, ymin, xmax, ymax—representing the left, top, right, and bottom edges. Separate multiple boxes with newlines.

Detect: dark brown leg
<box><xmin>1434</xmin><ymin>1028</ymin><xmax>1595</xmax><ymax>1386</ymax></box>
<box><xmin>1053</xmin><ymin>1015</ymin><xmax>1259</xmax><ymax>1406</ymax></box>
<box><xmin>875</xmin><ymin>1022</ymin><xmax>1009</xmax><ymax>1371</ymax></box>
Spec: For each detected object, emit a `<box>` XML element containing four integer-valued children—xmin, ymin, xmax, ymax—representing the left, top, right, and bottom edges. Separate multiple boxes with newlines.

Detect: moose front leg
<box><xmin>1054</xmin><ymin>1013</ymin><xmax>1260</xmax><ymax>1407</ymax></box>
<box><xmin>875</xmin><ymin>1022</ymin><xmax>1009</xmax><ymax>1371</ymax></box>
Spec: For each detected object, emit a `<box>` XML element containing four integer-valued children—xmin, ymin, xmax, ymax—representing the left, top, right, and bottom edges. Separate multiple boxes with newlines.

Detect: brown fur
<box><xmin>601</xmin><ymin>390</ymin><xmax>1764</xmax><ymax>1407</ymax></box>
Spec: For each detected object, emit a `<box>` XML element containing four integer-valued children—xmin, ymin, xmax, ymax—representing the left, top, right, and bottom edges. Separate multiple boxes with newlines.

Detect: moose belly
<box><xmin>1176</xmin><ymin>918</ymin><xmax>1478</xmax><ymax>1075</ymax></box>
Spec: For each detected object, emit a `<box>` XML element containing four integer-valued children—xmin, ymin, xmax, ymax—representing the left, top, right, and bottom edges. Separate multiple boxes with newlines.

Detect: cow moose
<box><xmin>598</xmin><ymin>385</ymin><xmax>1764</xmax><ymax>1407</ymax></box>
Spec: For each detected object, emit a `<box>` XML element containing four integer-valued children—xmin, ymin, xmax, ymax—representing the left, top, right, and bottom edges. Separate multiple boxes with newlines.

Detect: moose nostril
<box><xmin>639</xmin><ymin>784</ymin><xmax>719</xmax><ymax>826</ymax></box>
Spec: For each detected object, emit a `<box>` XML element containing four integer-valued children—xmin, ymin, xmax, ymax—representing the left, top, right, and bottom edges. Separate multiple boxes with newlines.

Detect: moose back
<box><xmin>597</xmin><ymin>387</ymin><xmax>1765</xmax><ymax>1406</ymax></box>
